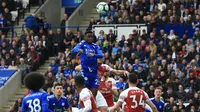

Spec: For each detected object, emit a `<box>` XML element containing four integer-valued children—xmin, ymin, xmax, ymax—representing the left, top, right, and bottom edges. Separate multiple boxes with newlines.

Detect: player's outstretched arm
<box><xmin>145</xmin><ymin>100</ymin><xmax>158</xmax><ymax>112</ymax></box>
<box><xmin>110</xmin><ymin>69</ymin><xmax>130</xmax><ymax>76</ymax></box>
<box><xmin>72</xmin><ymin>43</ymin><xmax>83</xmax><ymax>56</ymax></box>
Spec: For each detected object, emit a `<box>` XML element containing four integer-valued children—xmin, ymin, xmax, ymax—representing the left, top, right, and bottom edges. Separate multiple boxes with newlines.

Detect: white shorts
<box><xmin>95</xmin><ymin>91</ymin><xmax>108</xmax><ymax>108</ymax></box>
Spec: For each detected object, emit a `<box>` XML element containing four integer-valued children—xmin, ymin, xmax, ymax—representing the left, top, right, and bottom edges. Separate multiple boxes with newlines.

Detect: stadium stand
<box><xmin>0</xmin><ymin>0</ymin><xmax>200</xmax><ymax>111</ymax></box>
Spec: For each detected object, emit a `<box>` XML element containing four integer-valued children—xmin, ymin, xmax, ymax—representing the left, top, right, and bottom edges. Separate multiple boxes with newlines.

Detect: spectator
<box><xmin>60</xmin><ymin>14</ymin><xmax>68</xmax><ymax>34</ymax></box>
<box><xmin>53</xmin><ymin>28</ymin><xmax>64</xmax><ymax>55</ymax></box>
<box><xmin>24</xmin><ymin>14</ymin><xmax>38</xmax><ymax>34</ymax></box>
<box><xmin>28</xmin><ymin>46</ymin><xmax>40</xmax><ymax>71</ymax></box>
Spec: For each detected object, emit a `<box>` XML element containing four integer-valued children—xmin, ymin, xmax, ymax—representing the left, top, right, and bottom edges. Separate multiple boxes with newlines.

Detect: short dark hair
<box><xmin>85</xmin><ymin>30</ymin><xmax>93</xmax><ymax>35</ymax></box>
<box><xmin>54</xmin><ymin>83</ymin><xmax>63</xmax><ymax>89</ymax></box>
<box><xmin>75</xmin><ymin>75</ymin><xmax>85</xmax><ymax>87</ymax></box>
<box><xmin>128</xmin><ymin>73</ymin><xmax>138</xmax><ymax>84</ymax></box>
<box><xmin>24</xmin><ymin>72</ymin><xmax>45</xmax><ymax>91</ymax></box>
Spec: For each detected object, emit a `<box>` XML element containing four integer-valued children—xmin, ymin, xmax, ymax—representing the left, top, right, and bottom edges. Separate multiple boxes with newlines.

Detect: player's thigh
<box><xmin>83</xmin><ymin>73</ymin><xmax>99</xmax><ymax>89</ymax></box>
<box><xmin>96</xmin><ymin>91</ymin><xmax>108</xmax><ymax>108</ymax></box>
<box><xmin>89</xmin><ymin>75</ymin><xmax>100</xmax><ymax>89</ymax></box>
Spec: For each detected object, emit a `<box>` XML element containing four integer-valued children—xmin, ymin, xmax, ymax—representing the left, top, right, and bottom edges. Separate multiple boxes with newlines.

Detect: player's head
<box><xmin>54</xmin><ymin>83</ymin><xmax>63</xmax><ymax>96</ymax></box>
<box><xmin>154</xmin><ymin>87</ymin><xmax>162</xmax><ymax>98</ymax></box>
<box><xmin>85</xmin><ymin>30</ymin><xmax>93</xmax><ymax>44</ymax></box>
<box><xmin>74</xmin><ymin>75</ymin><xmax>85</xmax><ymax>90</ymax></box>
<box><xmin>128</xmin><ymin>73</ymin><xmax>138</xmax><ymax>85</ymax></box>
<box><xmin>24</xmin><ymin>72</ymin><xmax>45</xmax><ymax>91</ymax></box>
<box><xmin>97</xmin><ymin>58</ymin><xmax>104</xmax><ymax>65</ymax></box>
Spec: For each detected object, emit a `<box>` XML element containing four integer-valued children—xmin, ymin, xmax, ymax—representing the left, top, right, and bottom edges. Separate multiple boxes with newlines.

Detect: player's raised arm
<box><xmin>110</xmin><ymin>69</ymin><xmax>130</xmax><ymax>76</ymax></box>
<box><xmin>72</xmin><ymin>41</ymin><xmax>83</xmax><ymax>56</ymax></box>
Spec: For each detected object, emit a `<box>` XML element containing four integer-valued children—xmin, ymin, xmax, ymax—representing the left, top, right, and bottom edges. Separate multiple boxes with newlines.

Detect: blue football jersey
<box><xmin>150</xmin><ymin>98</ymin><xmax>165</xmax><ymax>112</ymax></box>
<box><xmin>22</xmin><ymin>91</ymin><xmax>52</xmax><ymax>112</ymax></box>
<box><xmin>72</xmin><ymin>41</ymin><xmax>103</xmax><ymax>76</ymax></box>
<box><xmin>48</xmin><ymin>94</ymin><xmax>70</xmax><ymax>112</ymax></box>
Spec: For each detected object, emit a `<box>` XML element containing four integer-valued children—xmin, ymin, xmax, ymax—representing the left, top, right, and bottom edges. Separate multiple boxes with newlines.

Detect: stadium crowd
<box><xmin>3</xmin><ymin>0</ymin><xmax>200</xmax><ymax>111</ymax></box>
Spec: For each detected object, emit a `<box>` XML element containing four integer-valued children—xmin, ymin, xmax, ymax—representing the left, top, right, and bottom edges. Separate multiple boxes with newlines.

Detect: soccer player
<box><xmin>22</xmin><ymin>72</ymin><xmax>52</xmax><ymax>112</ymax></box>
<box><xmin>48</xmin><ymin>83</ymin><xmax>71</xmax><ymax>112</ymax></box>
<box><xmin>98</xmin><ymin>72</ymin><xmax>119</xmax><ymax>112</ymax></box>
<box><xmin>145</xmin><ymin>87</ymin><xmax>165</xmax><ymax>112</ymax></box>
<box><xmin>72</xmin><ymin>30</ymin><xmax>104</xmax><ymax>97</ymax></box>
<box><xmin>75</xmin><ymin>59</ymin><xmax>129</xmax><ymax>112</ymax></box>
<box><xmin>75</xmin><ymin>75</ymin><xmax>98</xmax><ymax>112</ymax></box>
<box><xmin>111</xmin><ymin>73</ymin><xmax>158</xmax><ymax>112</ymax></box>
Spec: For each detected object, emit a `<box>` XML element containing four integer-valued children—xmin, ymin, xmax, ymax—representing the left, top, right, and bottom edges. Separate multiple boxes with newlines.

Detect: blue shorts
<box><xmin>83</xmin><ymin>72</ymin><xmax>99</xmax><ymax>89</ymax></box>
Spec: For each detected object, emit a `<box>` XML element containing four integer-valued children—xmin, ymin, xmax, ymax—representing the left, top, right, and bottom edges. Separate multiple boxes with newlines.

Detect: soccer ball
<box><xmin>96</xmin><ymin>2</ymin><xmax>109</xmax><ymax>14</ymax></box>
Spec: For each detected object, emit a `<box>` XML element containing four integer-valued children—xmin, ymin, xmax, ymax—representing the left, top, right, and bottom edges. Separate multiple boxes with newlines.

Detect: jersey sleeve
<box><xmin>72</xmin><ymin>41</ymin><xmax>83</xmax><ymax>57</ymax></box>
<box><xmin>80</xmin><ymin>89</ymin><xmax>92</xmax><ymax>112</ymax></box>
<box><xmin>42</xmin><ymin>93</ymin><xmax>53</xmax><ymax>112</ymax></box>
<box><xmin>80</xmin><ymin>90</ymin><xmax>91</xmax><ymax>102</ymax></box>
<box><xmin>118</xmin><ymin>90</ymin><xmax>127</xmax><ymax>103</ymax></box>
<box><xmin>94</xmin><ymin>45</ymin><xmax>104</xmax><ymax>58</ymax></box>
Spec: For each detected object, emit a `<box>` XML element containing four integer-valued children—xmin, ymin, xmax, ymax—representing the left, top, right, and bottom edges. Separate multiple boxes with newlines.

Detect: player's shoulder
<box><xmin>78</xmin><ymin>40</ymin><xmax>86</xmax><ymax>45</ymax></box>
<box><xmin>80</xmin><ymin>88</ymin><xmax>89</xmax><ymax>93</ymax></box>
<box><xmin>127</xmin><ymin>87</ymin><xmax>146</xmax><ymax>94</ymax></box>
<box><xmin>40</xmin><ymin>90</ymin><xmax>48</xmax><ymax>96</ymax></box>
<box><xmin>47</xmin><ymin>94</ymin><xmax>55</xmax><ymax>99</ymax></box>
<box><xmin>23</xmin><ymin>95</ymin><xmax>29</xmax><ymax>100</ymax></box>
<box><xmin>61</xmin><ymin>95</ymin><xmax>68</xmax><ymax>99</ymax></box>
<box><xmin>150</xmin><ymin>97</ymin><xmax>155</xmax><ymax>101</ymax></box>
<box><xmin>160</xmin><ymin>99</ymin><xmax>165</xmax><ymax>104</ymax></box>
<box><xmin>121</xmin><ymin>88</ymin><xmax>131</xmax><ymax>94</ymax></box>
<box><xmin>92</xmin><ymin>43</ymin><xmax>100</xmax><ymax>48</ymax></box>
<box><xmin>80</xmin><ymin>88</ymin><xmax>91</xmax><ymax>99</ymax></box>
<box><xmin>80</xmin><ymin>88</ymin><xmax>91</xmax><ymax>96</ymax></box>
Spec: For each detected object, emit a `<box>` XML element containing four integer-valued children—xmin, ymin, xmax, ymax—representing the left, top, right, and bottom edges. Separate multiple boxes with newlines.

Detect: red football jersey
<box><xmin>118</xmin><ymin>87</ymin><xmax>149</xmax><ymax>112</ymax></box>
<box><xmin>79</xmin><ymin>88</ymin><xmax>98</xmax><ymax>112</ymax></box>
<box><xmin>98</xmin><ymin>78</ymin><xmax>117</xmax><ymax>107</ymax></box>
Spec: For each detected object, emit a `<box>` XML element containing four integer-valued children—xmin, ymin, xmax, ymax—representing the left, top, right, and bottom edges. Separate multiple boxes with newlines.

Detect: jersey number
<box><xmin>27</xmin><ymin>98</ymin><xmax>41</xmax><ymax>112</ymax></box>
<box><xmin>130</xmin><ymin>95</ymin><xmax>145</xmax><ymax>108</ymax></box>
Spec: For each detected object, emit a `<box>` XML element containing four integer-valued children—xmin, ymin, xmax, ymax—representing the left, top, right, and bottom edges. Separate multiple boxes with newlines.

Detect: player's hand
<box><xmin>124</xmin><ymin>71</ymin><xmax>130</xmax><ymax>76</ymax></box>
<box><xmin>77</xmin><ymin>49</ymin><xmax>83</xmax><ymax>56</ymax></box>
<box><xmin>87</xmin><ymin>53</ymin><xmax>95</xmax><ymax>58</ymax></box>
